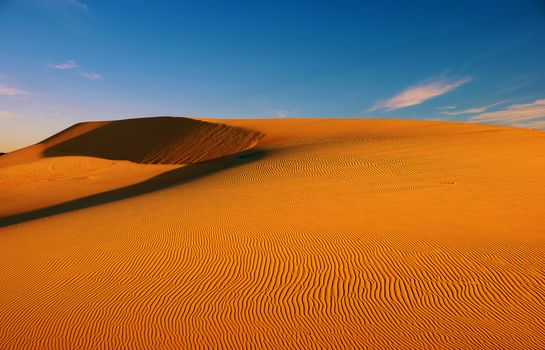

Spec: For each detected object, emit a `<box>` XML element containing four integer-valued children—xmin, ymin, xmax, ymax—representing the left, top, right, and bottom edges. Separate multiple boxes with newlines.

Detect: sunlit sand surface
<box><xmin>1</xmin><ymin>117</ymin><xmax>544</xmax><ymax>349</ymax></box>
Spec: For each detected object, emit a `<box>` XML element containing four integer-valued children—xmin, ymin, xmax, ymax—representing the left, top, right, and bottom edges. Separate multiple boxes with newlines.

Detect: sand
<box><xmin>1</xmin><ymin>117</ymin><xmax>544</xmax><ymax>349</ymax></box>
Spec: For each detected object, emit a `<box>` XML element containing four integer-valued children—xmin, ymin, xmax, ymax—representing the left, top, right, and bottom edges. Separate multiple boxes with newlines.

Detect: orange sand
<box><xmin>1</xmin><ymin>117</ymin><xmax>544</xmax><ymax>349</ymax></box>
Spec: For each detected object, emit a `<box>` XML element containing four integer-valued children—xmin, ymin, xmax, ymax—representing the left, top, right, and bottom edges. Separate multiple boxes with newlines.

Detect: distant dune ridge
<box><xmin>0</xmin><ymin>117</ymin><xmax>264</xmax><ymax>167</ymax></box>
<box><xmin>1</xmin><ymin>117</ymin><xmax>545</xmax><ymax>349</ymax></box>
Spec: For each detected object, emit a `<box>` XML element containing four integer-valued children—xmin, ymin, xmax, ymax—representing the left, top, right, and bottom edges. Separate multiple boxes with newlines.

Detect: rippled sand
<box><xmin>1</xmin><ymin>117</ymin><xmax>544</xmax><ymax>349</ymax></box>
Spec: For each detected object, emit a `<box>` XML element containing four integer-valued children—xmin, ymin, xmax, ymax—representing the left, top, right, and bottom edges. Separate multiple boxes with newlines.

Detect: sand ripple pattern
<box><xmin>1</xmin><ymin>120</ymin><xmax>545</xmax><ymax>349</ymax></box>
<box><xmin>42</xmin><ymin>117</ymin><xmax>264</xmax><ymax>165</ymax></box>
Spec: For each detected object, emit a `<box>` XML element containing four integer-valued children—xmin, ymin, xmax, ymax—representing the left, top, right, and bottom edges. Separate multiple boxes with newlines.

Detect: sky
<box><xmin>1</xmin><ymin>0</ymin><xmax>545</xmax><ymax>151</ymax></box>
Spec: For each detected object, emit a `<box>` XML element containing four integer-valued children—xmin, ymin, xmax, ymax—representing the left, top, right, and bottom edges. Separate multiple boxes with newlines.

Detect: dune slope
<box><xmin>0</xmin><ymin>117</ymin><xmax>263</xmax><ymax>218</ymax></box>
<box><xmin>0</xmin><ymin>117</ymin><xmax>264</xmax><ymax>168</ymax></box>
<box><xmin>1</xmin><ymin>118</ymin><xmax>544</xmax><ymax>349</ymax></box>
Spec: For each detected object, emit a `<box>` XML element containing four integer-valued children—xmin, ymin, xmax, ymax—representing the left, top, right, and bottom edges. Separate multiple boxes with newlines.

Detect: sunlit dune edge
<box><xmin>1</xmin><ymin>117</ymin><xmax>544</xmax><ymax>349</ymax></box>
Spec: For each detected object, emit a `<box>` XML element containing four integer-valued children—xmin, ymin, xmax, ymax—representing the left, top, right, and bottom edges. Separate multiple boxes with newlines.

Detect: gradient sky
<box><xmin>1</xmin><ymin>0</ymin><xmax>545</xmax><ymax>151</ymax></box>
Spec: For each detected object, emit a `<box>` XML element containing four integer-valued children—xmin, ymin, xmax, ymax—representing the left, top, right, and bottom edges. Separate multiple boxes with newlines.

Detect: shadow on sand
<box><xmin>41</xmin><ymin>117</ymin><xmax>264</xmax><ymax>164</ymax></box>
<box><xmin>0</xmin><ymin>150</ymin><xmax>266</xmax><ymax>228</ymax></box>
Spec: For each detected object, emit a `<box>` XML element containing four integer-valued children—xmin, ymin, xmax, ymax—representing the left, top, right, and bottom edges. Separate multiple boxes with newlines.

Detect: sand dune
<box><xmin>0</xmin><ymin>117</ymin><xmax>263</xmax><ymax>168</ymax></box>
<box><xmin>0</xmin><ymin>157</ymin><xmax>181</xmax><ymax>218</ymax></box>
<box><xmin>0</xmin><ymin>117</ymin><xmax>263</xmax><ymax>219</ymax></box>
<box><xmin>1</xmin><ymin>117</ymin><xmax>545</xmax><ymax>349</ymax></box>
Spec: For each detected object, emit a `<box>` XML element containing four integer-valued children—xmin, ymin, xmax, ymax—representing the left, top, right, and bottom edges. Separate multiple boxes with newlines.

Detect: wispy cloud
<box><xmin>438</xmin><ymin>105</ymin><xmax>456</xmax><ymax>110</ymax></box>
<box><xmin>439</xmin><ymin>101</ymin><xmax>508</xmax><ymax>116</ymax></box>
<box><xmin>80</xmin><ymin>72</ymin><xmax>103</xmax><ymax>80</ymax></box>
<box><xmin>273</xmin><ymin>110</ymin><xmax>288</xmax><ymax>118</ymax></box>
<box><xmin>67</xmin><ymin>0</ymin><xmax>89</xmax><ymax>11</ymax></box>
<box><xmin>38</xmin><ymin>0</ymin><xmax>90</xmax><ymax>13</ymax></box>
<box><xmin>0</xmin><ymin>111</ymin><xmax>12</xmax><ymax>118</ymax></box>
<box><xmin>440</xmin><ymin>107</ymin><xmax>487</xmax><ymax>115</ymax></box>
<box><xmin>458</xmin><ymin>33</ymin><xmax>533</xmax><ymax>72</ymax></box>
<box><xmin>470</xmin><ymin>99</ymin><xmax>545</xmax><ymax>124</ymax></box>
<box><xmin>0</xmin><ymin>86</ymin><xmax>29</xmax><ymax>97</ymax></box>
<box><xmin>50</xmin><ymin>60</ymin><xmax>102</xmax><ymax>80</ymax></box>
<box><xmin>495</xmin><ymin>77</ymin><xmax>535</xmax><ymax>95</ymax></box>
<box><xmin>512</xmin><ymin>120</ymin><xmax>545</xmax><ymax>130</ymax></box>
<box><xmin>369</xmin><ymin>77</ymin><xmax>471</xmax><ymax>112</ymax></box>
<box><xmin>52</xmin><ymin>60</ymin><xmax>79</xmax><ymax>70</ymax></box>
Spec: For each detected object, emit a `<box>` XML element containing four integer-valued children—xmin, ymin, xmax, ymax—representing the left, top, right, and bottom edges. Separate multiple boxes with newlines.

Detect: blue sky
<box><xmin>1</xmin><ymin>0</ymin><xmax>545</xmax><ymax>151</ymax></box>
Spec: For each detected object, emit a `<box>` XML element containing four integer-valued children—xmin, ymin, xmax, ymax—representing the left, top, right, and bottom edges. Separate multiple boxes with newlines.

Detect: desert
<box><xmin>1</xmin><ymin>116</ymin><xmax>544</xmax><ymax>348</ymax></box>
<box><xmin>2</xmin><ymin>1</ymin><xmax>545</xmax><ymax>348</ymax></box>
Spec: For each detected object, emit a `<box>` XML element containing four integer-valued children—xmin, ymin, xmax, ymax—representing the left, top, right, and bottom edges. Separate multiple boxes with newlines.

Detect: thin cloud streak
<box><xmin>50</xmin><ymin>60</ymin><xmax>102</xmax><ymax>80</ymax></box>
<box><xmin>0</xmin><ymin>86</ymin><xmax>28</xmax><ymax>97</ymax></box>
<box><xmin>0</xmin><ymin>111</ymin><xmax>12</xmax><ymax>118</ymax></box>
<box><xmin>513</xmin><ymin>119</ymin><xmax>545</xmax><ymax>130</ymax></box>
<box><xmin>439</xmin><ymin>102</ymin><xmax>507</xmax><ymax>115</ymax></box>
<box><xmin>80</xmin><ymin>72</ymin><xmax>103</xmax><ymax>80</ymax></box>
<box><xmin>67</xmin><ymin>0</ymin><xmax>89</xmax><ymax>11</ymax></box>
<box><xmin>52</xmin><ymin>60</ymin><xmax>79</xmax><ymax>70</ymax></box>
<box><xmin>273</xmin><ymin>110</ymin><xmax>288</xmax><ymax>118</ymax></box>
<box><xmin>369</xmin><ymin>77</ymin><xmax>471</xmax><ymax>112</ymax></box>
<box><xmin>470</xmin><ymin>99</ymin><xmax>545</xmax><ymax>123</ymax></box>
<box><xmin>441</xmin><ymin>107</ymin><xmax>486</xmax><ymax>115</ymax></box>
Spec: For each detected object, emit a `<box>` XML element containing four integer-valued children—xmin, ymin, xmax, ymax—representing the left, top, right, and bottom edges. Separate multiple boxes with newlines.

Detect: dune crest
<box><xmin>0</xmin><ymin>117</ymin><xmax>264</xmax><ymax>168</ymax></box>
<box><xmin>43</xmin><ymin>116</ymin><xmax>264</xmax><ymax>164</ymax></box>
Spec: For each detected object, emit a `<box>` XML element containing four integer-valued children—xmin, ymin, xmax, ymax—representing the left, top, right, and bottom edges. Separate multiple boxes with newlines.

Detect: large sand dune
<box><xmin>0</xmin><ymin>116</ymin><xmax>263</xmax><ymax>167</ymax></box>
<box><xmin>0</xmin><ymin>117</ymin><xmax>263</xmax><ymax>220</ymax></box>
<box><xmin>1</xmin><ymin>117</ymin><xmax>544</xmax><ymax>349</ymax></box>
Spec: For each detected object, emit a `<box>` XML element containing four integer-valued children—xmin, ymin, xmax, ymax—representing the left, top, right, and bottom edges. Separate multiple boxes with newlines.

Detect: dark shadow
<box><xmin>42</xmin><ymin>117</ymin><xmax>264</xmax><ymax>165</ymax></box>
<box><xmin>0</xmin><ymin>149</ymin><xmax>266</xmax><ymax>228</ymax></box>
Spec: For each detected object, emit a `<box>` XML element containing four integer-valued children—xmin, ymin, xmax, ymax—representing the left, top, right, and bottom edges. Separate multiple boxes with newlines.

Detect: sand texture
<box><xmin>1</xmin><ymin>117</ymin><xmax>544</xmax><ymax>349</ymax></box>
